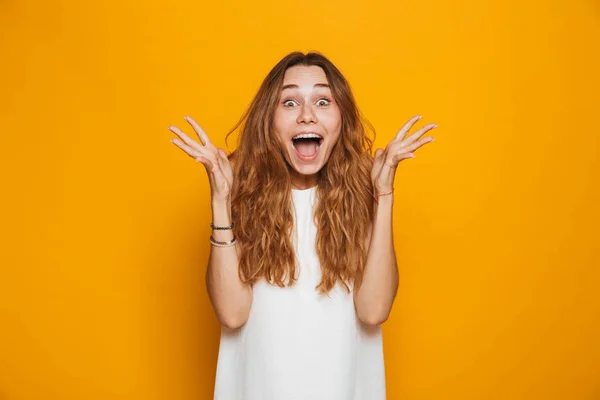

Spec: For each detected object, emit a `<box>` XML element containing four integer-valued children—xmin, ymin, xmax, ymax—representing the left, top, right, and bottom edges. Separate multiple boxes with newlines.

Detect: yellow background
<box><xmin>1</xmin><ymin>0</ymin><xmax>599</xmax><ymax>399</ymax></box>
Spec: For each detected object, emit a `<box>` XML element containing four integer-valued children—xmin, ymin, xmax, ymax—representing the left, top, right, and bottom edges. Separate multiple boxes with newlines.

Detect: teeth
<box><xmin>292</xmin><ymin>133</ymin><xmax>322</xmax><ymax>140</ymax></box>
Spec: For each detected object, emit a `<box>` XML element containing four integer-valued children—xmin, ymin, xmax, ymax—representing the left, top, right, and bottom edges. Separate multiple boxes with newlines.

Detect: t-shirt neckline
<box><xmin>292</xmin><ymin>185</ymin><xmax>317</xmax><ymax>193</ymax></box>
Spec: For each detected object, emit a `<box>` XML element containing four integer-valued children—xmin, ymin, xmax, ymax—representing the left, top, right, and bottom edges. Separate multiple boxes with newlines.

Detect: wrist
<box><xmin>212</xmin><ymin>199</ymin><xmax>232</xmax><ymax>220</ymax></box>
<box><xmin>372</xmin><ymin>187</ymin><xmax>394</xmax><ymax>204</ymax></box>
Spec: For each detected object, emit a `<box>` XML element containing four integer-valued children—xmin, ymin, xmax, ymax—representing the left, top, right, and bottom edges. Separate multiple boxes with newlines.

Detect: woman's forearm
<box><xmin>206</xmin><ymin>198</ymin><xmax>253</xmax><ymax>329</ymax></box>
<box><xmin>354</xmin><ymin>194</ymin><xmax>399</xmax><ymax>326</ymax></box>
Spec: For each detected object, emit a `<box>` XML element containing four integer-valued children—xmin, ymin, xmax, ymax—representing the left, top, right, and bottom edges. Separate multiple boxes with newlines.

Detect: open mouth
<box><xmin>291</xmin><ymin>135</ymin><xmax>323</xmax><ymax>161</ymax></box>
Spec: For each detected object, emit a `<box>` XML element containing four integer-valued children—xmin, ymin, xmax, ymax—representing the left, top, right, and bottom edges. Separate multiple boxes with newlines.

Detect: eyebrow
<box><xmin>281</xmin><ymin>83</ymin><xmax>330</xmax><ymax>91</ymax></box>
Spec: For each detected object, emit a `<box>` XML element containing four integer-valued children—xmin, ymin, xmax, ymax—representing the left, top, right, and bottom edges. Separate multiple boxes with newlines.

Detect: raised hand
<box><xmin>371</xmin><ymin>115</ymin><xmax>437</xmax><ymax>195</ymax></box>
<box><xmin>169</xmin><ymin>116</ymin><xmax>233</xmax><ymax>202</ymax></box>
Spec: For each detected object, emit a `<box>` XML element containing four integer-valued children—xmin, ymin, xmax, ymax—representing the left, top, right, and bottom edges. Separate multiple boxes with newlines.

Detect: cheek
<box><xmin>273</xmin><ymin>112</ymin><xmax>286</xmax><ymax>143</ymax></box>
<box><xmin>321</xmin><ymin>109</ymin><xmax>342</xmax><ymax>135</ymax></box>
<box><xmin>273</xmin><ymin>110</ymin><xmax>295</xmax><ymax>137</ymax></box>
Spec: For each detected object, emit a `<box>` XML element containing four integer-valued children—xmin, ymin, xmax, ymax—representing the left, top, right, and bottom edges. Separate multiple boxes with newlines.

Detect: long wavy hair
<box><xmin>225</xmin><ymin>51</ymin><xmax>376</xmax><ymax>295</ymax></box>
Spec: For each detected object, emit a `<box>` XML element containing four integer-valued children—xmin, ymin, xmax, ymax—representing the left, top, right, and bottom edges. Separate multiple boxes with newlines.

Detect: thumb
<box><xmin>374</xmin><ymin>148</ymin><xmax>384</xmax><ymax>160</ymax></box>
<box><xmin>218</xmin><ymin>148</ymin><xmax>228</xmax><ymax>161</ymax></box>
<box><xmin>212</xmin><ymin>148</ymin><xmax>222</xmax><ymax>165</ymax></box>
<box><xmin>217</xmin><ymin>148</ymin><xmax>231</xmax><ymax>169</ymax></box>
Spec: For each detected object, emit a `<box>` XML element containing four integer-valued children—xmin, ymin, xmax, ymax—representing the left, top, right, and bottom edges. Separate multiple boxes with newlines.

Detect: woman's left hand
<box><xmin>371</xmin><ymin>115</ymin><xmax>437</xmax><ymax>195</ymax></box>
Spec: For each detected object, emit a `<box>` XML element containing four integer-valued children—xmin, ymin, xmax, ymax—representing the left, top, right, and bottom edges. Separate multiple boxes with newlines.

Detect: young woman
<box><xmin>168</xmin><ymin>51</ymin><xmax>436</xmax><ymax>399</ymax></box>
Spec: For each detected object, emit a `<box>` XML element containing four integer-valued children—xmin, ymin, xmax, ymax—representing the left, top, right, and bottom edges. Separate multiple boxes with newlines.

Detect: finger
<box><xmin>170</xmin><ymin>136</ymin><xmax>220</xmax><ymax>174</ymax></box>
<box><xmin>169</xmin><ymin>126</ymin><xmax>203</xmax><ymax>152</ymax></box>
<box><xmin>218</xmin><ymin>148</ymin><xmax>229</xmax><ymax>163</ymax></box>
<box><xmin>184</xmin><ymin>116</ymin><xmax>212</xmax><ymax>146</ymax></box>
<box><xmin>170</xmin><ymin>137</ymin><xmax>202</xmax><ymax>159</ymax></box>
<box><xmin>215</xmin><ymin>148</ymin><xmax>227</xmax><ymax>171</ymax></box>
<box><xmin>390</xmin><ymin>152</ymin><xmax>416</xmax><ymax>164</ymax></box>
<box><xmin>374</xmin><ymin>148</ymin><xmax>384</xmax><ymax>160</ymax></box>
<box><xmin>394</xmin><ymin>115</ymin><xmax>422</xmax><ymax>141</ymax></box>
<box><xmin>195</xmin><ymin>155</ymin><xmax>215</xmax><ymax>171</ymax></box>
<box><xmin>403</xmin><ymin>124</ymin><xmax>437</xmax><ymax>146</ymax></box>
<box><xmin>402</xmin><ymin>136</ymin><xmax>435</xmax><ymax>153</ymax></box>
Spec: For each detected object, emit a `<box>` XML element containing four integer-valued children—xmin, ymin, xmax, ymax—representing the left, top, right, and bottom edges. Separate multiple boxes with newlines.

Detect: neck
<box><xmin>290</xmin><ymin>171</ymin><xmax>318</xmax><ymax>190</ymax></box>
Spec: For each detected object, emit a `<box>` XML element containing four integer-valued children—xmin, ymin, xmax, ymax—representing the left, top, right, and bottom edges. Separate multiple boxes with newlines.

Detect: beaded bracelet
<box><xmin>210</xmin><ymin>235</ymin><xmax>237</xmax><ymax>247</ymax></box>
<box><xmin>372</xmin><ymin>188</ymin><xmax>394</xmax><ymax>204</ymax></box>
<box><xmin>211</xmin><ymin>222</ymin><xmax>234</xmax><ymax>230</ymax></box>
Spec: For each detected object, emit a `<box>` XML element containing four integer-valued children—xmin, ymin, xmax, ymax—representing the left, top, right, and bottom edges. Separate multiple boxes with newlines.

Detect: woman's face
<box><xmin>273</xmin><ymin>65</ymin><xmax>342</xmax><ymax>183</ymax></box>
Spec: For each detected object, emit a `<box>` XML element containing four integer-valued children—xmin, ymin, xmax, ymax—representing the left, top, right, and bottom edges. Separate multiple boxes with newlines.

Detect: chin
<box><xmin>292</xmin><ymin>163</ymin><xmax>323</xmax><ymax>176</ymax></box>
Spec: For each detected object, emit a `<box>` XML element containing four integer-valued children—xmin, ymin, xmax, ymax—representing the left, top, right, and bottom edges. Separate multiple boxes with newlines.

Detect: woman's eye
<box><xmin>282</xmin><ymin>98</ymin><xmax>330</xmax><ymax>107</ymax></box>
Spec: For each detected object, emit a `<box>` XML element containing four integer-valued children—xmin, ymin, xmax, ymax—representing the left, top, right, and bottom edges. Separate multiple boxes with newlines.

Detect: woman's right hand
<box><xmin>169</xmin><ymin>116</ymin><xmax>233</xmax><ymax>202</ymax></box>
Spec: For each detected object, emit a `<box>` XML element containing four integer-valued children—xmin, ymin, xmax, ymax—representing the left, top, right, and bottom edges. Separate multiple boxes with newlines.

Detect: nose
<box><xmin>297</xmin><ymin>103</ymin><xmax>318</xmax><ymax>124</ymax></box>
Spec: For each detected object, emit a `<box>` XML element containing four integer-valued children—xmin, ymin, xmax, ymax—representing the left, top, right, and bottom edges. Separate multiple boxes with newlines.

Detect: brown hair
<box><xmin>225</xmin><ymin>51</ymin><xmax>376</xmax><ymax>294</ymax></box>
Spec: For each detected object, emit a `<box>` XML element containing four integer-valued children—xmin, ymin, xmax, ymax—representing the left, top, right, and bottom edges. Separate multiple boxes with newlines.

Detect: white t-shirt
<box><xmin>213</xmin><ymin>185</ymin><xmax>386</xmax><ymax>399</ymax></box>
